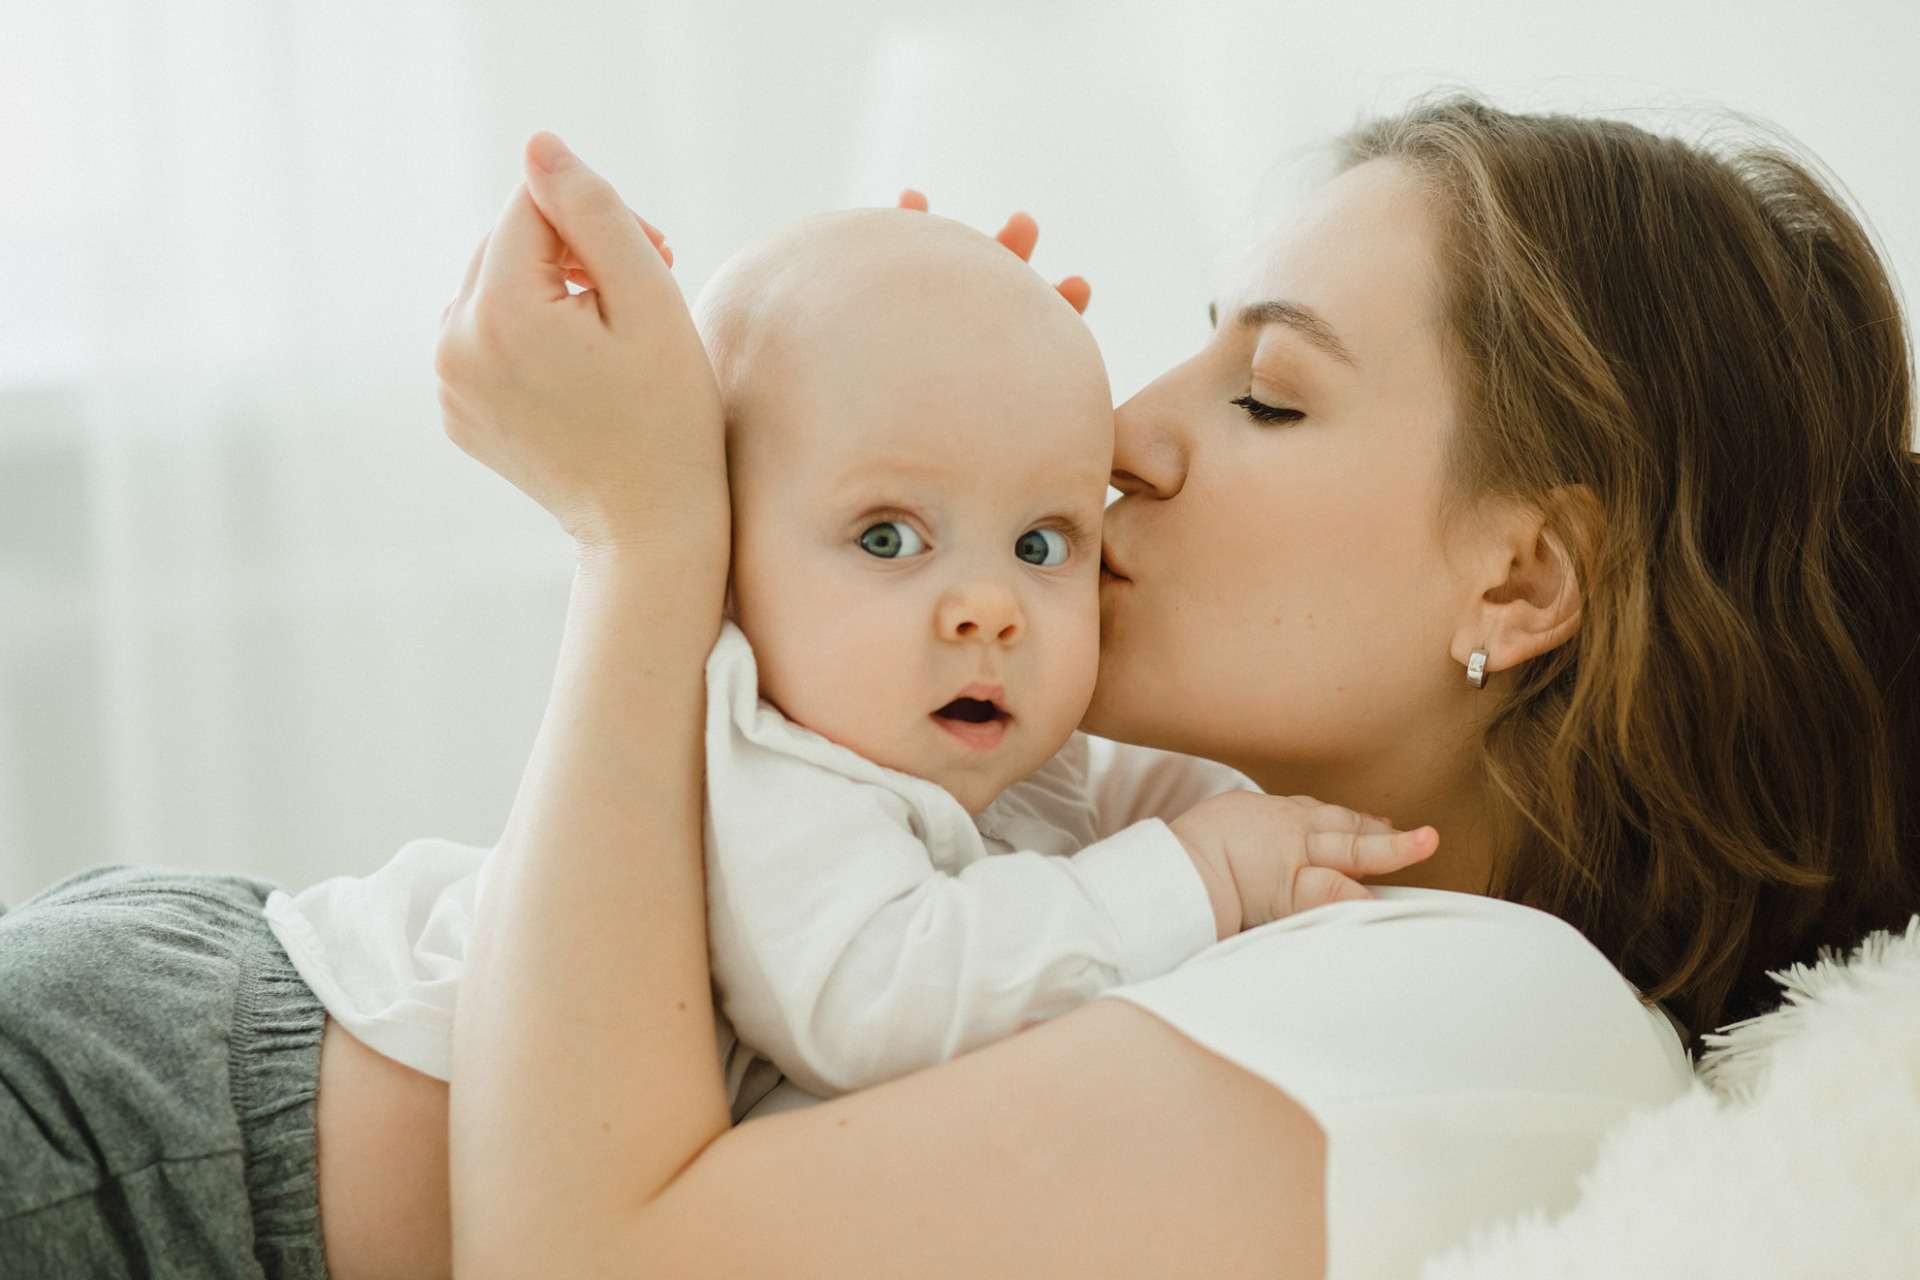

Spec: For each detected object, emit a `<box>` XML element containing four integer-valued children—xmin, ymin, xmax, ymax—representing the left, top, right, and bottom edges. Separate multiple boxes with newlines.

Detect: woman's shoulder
<box><xmin>1106</xmin><ymin>888</ymin><xmax>1695</xmax><ymax>1279</ymax></box>
<box><xmin>1107</xmin><ymin>887</ymin><xmax>1691</xmax><ymax>1115</ymax></box>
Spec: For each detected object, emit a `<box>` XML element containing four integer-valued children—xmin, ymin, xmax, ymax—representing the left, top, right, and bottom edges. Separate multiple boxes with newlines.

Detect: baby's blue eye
<box><xmin>1014</xmin><ymin>528</ymin><xmax>1069</xmax><ymax>567</ymax></box>
<box><xmin>859</xmin><ymin>522</ymin><xmax>925</xmax><ymax>558</ymax></box>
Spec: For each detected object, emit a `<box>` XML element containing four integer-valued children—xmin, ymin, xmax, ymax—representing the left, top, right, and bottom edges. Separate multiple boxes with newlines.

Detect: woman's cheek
<box><xmin>1067</xmin><ymin>597</ymin><xmax>1104</xmax><ymax>709</ymax></box>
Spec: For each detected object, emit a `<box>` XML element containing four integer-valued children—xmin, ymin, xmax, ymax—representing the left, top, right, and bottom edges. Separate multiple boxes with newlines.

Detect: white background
<box><xmin>2</xmin><ymin>0</ymin><xmax>1916</xmax><ymax>904</ymax></box>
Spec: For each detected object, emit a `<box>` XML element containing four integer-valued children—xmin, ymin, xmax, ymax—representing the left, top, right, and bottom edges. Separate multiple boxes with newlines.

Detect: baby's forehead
<box><xmin>704</xmin><ymin>212</ymin><xmax>1094</xmax><ymax>381</ymax></box>
<box><xmin>710</xmin><ymin>213</ymin><xmax>1051</xmax><ymax>352</ymax></box>
<box><xmin>806</xmin><ymin>408</ymin><xmax>1114</xmax><ymax>525</ymax></box>
<box><xmin>702</xmin><ymin>208</ymin><xmax>1109</xmax><ymax>458</ymax></box>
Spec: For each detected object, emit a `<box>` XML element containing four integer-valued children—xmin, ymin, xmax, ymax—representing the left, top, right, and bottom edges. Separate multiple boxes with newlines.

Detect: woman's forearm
<box><xmin>451</xmin><ymin>527</ymin><xmax>730</xmax><ymax>1277</ymax></box>
<box><xmin>430</xmin><ymin>138</ymin><xmax>1326</xmax><ymax>1279</ymax></box>
<box><xmin>434</xmin><ymin>134</ymin><xmax>736</xmax><ymax>1279</ymax></box>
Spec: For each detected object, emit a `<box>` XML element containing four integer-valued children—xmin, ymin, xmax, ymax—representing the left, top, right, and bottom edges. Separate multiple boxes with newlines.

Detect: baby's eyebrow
<box><xmin>1225</xmin><ymin>299</ymin><xmax>1360</xmax><ymax>368</ymax></box>
<box><xmin>829</xmin><ymin>455</ymin><xmax>953</xmax><ymax>495</ymax></box>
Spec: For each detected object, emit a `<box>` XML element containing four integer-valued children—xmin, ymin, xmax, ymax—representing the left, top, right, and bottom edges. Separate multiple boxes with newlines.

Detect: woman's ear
<box><xmin>1451</xmin><ymin>485</ymin><xmax>1601</xmax><ymax>678</ymax></box>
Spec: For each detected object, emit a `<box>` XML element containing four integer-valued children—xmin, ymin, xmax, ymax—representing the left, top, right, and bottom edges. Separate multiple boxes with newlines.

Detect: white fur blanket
<box><xmin>1425</xmin><ymin>919</ymin><xmax>1920</xmax><ymax>1278</ymax></box>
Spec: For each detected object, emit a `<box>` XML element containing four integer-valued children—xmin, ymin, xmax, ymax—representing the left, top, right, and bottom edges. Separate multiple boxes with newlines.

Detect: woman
<box><xmin>3</xmin><ymin>98</ymin><xmax>1916</xmax><ymax>1280</ymax></box>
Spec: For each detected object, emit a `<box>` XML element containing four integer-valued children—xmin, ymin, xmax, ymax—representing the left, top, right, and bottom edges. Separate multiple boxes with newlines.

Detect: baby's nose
<box><xmin>937</xmin><ymin>579</ymin><xmax>1023</xmax><ymax>643</ymax></box>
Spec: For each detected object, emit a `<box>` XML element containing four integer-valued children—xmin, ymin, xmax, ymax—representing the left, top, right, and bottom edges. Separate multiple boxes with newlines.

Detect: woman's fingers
<box><xmin>475</xmin><ymin>184</ymin><xmax>572</xmax><ymax>308</ymax></box>
<box><xmin>564</xmin><ymin>213</ymin><xmax>671</xmax><ymax>287</ymax></box>
<box><xmin>443</xmin><ymin>231</ymin><xmax>492</xmax><ymax>326</ymax></box>
<box><xmin>521</xmin><ymin>132</ymin><xmax>666</xmax><ymax>322</ymax></box>
<box><xmin>995</xmin><ymin>210</ymin><xmax>1039</xmax><ymax>262</ymax></box>
<box><xmin>635</xmin><ymin>213</ymin><xmax>673</xmax><ymax>268</ymax></box>
<box><xmin>892</xmin><ymin>192</ymin><xmax>1085</xmax><ymax>311</ymax></box>
<box><xmin>891</xmin><ymin>193</ymin><xmax>1085</xmax><ymax>310</ymax></box>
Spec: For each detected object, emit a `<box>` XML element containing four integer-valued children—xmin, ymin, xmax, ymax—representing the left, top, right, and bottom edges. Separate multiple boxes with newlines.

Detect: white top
<box><xmin>264</xmin><ymin>621</ymin><xmax>1243</xmax><ymax>1093</ymax></box>
<box><xmin>1107</xmin><ymin>888</ymin><xmax>1694</xmax><ymax>1280</ymax></box>
<box><xmin>703</xmin><ymin>621</ymin><xmax>1234</xmax><ymax>1096</ymax></box>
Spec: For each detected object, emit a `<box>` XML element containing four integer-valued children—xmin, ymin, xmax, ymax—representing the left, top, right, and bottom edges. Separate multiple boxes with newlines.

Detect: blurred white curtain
<box><xmin>0</xmin><ymin>0</ymin><xmax>1231</xmax><ymax>903</ymax></box>
<box><xmin>0</xmin><ymin>0</ymin><xmax>572</xmax><ymax>902</ymax></box>
<box><xmin>2</xmin><ymin>0</ymin><xmax>1914</xmax><ymax>904</ymax></box>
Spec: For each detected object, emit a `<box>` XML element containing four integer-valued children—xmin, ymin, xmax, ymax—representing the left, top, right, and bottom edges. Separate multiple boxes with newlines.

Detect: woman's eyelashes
<box><xmin>1231</xmin><ymin>394</ymin><xmax>1305</xmax><ymax>424</ymax></box>
<box><xmin>858</xmin><ymin>521</ymin><xmax>926</xmax><ymax>559</ymax></box>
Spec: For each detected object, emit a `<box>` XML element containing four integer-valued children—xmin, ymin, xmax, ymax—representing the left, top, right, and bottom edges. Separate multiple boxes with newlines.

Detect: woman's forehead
<box><xmin>1218</xmin><ymin>161</ymin><xmax>1446</xmax><ymax>361</ymax></box>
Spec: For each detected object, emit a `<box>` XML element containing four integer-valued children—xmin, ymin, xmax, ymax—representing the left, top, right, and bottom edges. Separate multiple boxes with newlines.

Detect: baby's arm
<box><xmin>1171</xmin><ymin>791</ymin><xmax>1438</xmax><ymax>930</ymax></box>
<box><xmin>708</xmin><ymin>772</ymin><xmax>1215</xmax><ymax>1098</ymax></box>
<box><xmin>1084</xmin><ymin>736</ymin><xmax>1261</xmax><ymax>834</ymax></box>
<box><xmin>1084</xmin><ymin>737</ymin><xmax>1437</xmax><ymax>931</ymax></box>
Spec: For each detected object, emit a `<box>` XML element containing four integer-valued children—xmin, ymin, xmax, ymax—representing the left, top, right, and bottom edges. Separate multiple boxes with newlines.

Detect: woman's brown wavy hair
<box><xmin>1342</xmin><ymin>98</ymin><xmax>1920</xmax><ymax>1041</ymax></box>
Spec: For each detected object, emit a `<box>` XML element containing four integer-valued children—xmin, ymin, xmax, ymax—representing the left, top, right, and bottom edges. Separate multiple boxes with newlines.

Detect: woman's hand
<box><xmin>436</xmin><ymin>132</ymin><xmax>726</xmax><ymax>551</ymax></box>
<box><xmin>1171</xmin><ymin>792</ymin><xmax>1439</xmax><ymax>937</ymax></box>
<box><xmin>897</xmin><ymin>189</ymin><xmax>1092</xmax><ymax>314</ymax></box>
<box><xmin>445</xmin><ymin>136</ymin><xmax>732</xmax><ymax>1279</ymax></box>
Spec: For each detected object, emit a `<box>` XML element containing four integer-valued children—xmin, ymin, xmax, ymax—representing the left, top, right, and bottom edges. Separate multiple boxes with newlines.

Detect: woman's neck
<box><xmin>1240</xmin><ymin>738</ymin><xmax>1499</xmax><ymax>896</ymax></box>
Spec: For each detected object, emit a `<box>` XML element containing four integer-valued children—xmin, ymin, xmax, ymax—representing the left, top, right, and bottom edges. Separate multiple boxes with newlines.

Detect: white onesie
<box><xmin>265</xmin><ymin>621</ymin><xmax>1248</xmax><ymax>1105</ymax></box>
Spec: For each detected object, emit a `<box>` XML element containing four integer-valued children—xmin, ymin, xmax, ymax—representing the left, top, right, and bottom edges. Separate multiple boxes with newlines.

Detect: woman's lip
<box><xmin>933</xmin><ymin>714</ymin><xmax>1008</xmax><ymax>750</ymax></box>
<box><xmin>1100</xmin><ymin>546</ymin><xmax>1131</xmax><ymax>582</ymax></box>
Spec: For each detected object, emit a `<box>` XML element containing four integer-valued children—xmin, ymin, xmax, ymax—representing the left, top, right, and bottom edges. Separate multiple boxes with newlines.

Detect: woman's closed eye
<box><xmin>1232</xmin><ymin>394</ymin><xmax>1305</xmax><ymax>425</ymax></box>
<box><xmin>1014</xmin><ymin>527</ymin><xmax>1069</xmax><ymax>567</ymax></box>
<box><xmin>859</xmin><ymin>521</ymin><xmax>926</xmax><ymax>559</ymax></box>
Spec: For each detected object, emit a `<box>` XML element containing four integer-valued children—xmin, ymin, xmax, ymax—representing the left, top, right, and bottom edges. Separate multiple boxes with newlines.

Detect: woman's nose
<box><xmin>936</xmin><ymin>577</ymin><xmax>1024</xmax><ymax>644</ymax></box>
<box><xmin>1111</xmin><ymin>361</ymin><xmax>1196</xmax><ymax>499</ymax></box>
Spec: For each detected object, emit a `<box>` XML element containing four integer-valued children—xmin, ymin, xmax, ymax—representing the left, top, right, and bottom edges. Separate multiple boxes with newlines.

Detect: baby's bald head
<box><xmin>695</xmin><ymin>207</ymin><xmax>1106</xmax><ymax>463</ymax></box>
<box><xmin>694</xmin><ymin>208</ymin><xmax>1115</xmax><ymax>813</ymax></box>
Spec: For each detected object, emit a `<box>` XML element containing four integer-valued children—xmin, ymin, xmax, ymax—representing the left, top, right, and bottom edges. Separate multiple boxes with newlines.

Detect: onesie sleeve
<box><xmin>1084</xmin><ymin>736</ymin><xmax>1261</xmax><ymax>836</ymax></box>
<box><xmin>704</xmin><ymin>627</ymin><xmax>1217</xmax><ymax>1098</ymax></box>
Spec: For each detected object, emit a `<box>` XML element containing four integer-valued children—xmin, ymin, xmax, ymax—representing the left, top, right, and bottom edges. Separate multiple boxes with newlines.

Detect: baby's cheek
<box><xmin>776</xmin><ymin>646</ymin><xmax>894</xmax><ymax>745</ymax></box>
<box><xmin>1032</xmin><ymin>603</ymin><xmax>1104</xmax><ymax>741</ymax></box>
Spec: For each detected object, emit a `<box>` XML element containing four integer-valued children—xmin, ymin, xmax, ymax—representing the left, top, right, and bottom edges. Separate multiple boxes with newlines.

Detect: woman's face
<box><xmin>1086</xmin><ymin>160</ymin><xmax>1476</xmax><ymax>789</ymax></box>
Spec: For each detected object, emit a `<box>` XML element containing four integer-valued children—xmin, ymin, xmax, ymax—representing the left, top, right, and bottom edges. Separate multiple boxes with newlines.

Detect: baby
<box><xmin>691</xmin><ymin>208</ymin><xmax>1433</xmax><ymax>1106</ymax></box>
<box><xmin>263</xmin><ymin>206</ymin><xmax>1431</xmax><ymax>1113</ymax></box>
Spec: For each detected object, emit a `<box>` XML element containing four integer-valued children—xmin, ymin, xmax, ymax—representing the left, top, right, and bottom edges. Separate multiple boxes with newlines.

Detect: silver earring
<box><xmin>1465</xmin><ymin>649</ymin><xmax>1489</xmax><ymax>689</ymax></box>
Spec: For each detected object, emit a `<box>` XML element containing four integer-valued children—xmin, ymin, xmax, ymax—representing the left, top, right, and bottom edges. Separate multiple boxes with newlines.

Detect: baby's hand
<box><xmin>1170</xmin><ymin>792</ymin><xmax>1439</xmax><ymax>939</ymax></box>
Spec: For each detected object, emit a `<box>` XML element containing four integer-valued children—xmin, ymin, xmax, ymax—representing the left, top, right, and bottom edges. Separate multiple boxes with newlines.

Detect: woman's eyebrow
<box><xmin>1211</xmin><ymin>298</ymin><xmax>1359</xmax><ymax>367</ymax></box>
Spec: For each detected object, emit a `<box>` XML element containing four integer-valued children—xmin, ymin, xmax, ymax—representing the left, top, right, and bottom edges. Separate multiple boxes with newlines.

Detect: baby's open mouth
<box><xmin>933</xmin><ymin>697</ymin><xmax>1006</xmax><ymax>724</ymax></box>
<box><xmin>932</xmin><ymin>693</ymin><xmax>1010</xmax><ymax>749</ymax></box>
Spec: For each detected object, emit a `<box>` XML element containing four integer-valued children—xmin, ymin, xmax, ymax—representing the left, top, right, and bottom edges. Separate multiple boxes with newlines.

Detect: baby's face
<box><xmin>711</xmin><ymin>213</ymin><xmax>1113</xmax><ymax>813</ymax></box>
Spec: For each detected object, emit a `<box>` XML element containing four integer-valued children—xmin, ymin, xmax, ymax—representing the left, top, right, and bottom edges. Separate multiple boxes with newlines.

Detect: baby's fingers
<box><xmin>1292</xmin><ymin>867</ymin><xmax>1374</xmax><ymax>913</ymax></box>
<box><xmin>1303</xmin><ymin>825</ymin><xmax>1438</xmax><ymax>878</ymax></box>
<box><xmin>1287</xmin><ymin>799</ymin><xmax>1398</xmax><ymax>837</ymax></box>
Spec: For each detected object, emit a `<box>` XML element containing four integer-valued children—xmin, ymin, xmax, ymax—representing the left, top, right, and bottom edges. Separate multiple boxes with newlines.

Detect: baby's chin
<box><xmin>789</xmin><ymin>701</ymin><xmax>1067</xmax><ymax>814</ymax></box>
<box><xmin>926</xmin><ymin>740</ymin><xmax>1069</xmax><ymax>815</ymax></box>
<box><xmin>872</xmin><ymin>737</ymin><xmax>1046</xmax><ymax>816</ymax></box>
